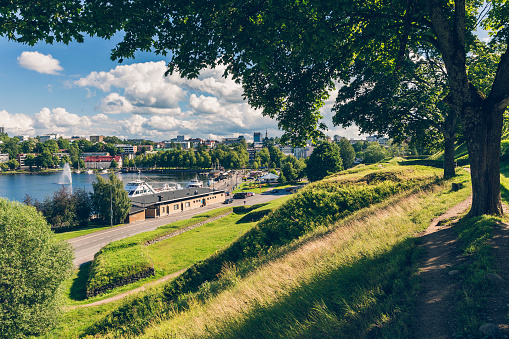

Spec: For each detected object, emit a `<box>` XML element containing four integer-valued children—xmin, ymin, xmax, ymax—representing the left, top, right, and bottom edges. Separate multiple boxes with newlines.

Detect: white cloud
<box><xmin>0</xmin><ymin>110</ymin><xmax>34</xmax><ymax>134</ymax></box>
<box><xmin>72</xmin><ymin>60</ymin><xmax>365</xmax><ymax>140</ymax></box>
<box><xmin>33</xmin><ymin>107</ymin><xmax>92</xmax><ymax>133</ymax></box>
<box><xmin>17</xmin><ymin>51</ymin><xmax>63</xmax><ymax>75</ymax></box>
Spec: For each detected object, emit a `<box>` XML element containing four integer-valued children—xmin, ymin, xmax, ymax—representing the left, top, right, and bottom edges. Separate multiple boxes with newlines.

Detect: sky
<box><xmin>0</xmin><ymin>34</ymin><xmax>363</xmax><ymax>143</ymax></box>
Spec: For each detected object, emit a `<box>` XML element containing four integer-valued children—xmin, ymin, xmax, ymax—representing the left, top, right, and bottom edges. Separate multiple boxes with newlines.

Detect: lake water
<box><xmin>0</xmin><ymin>171</ymin><xmax>213</xmax><ymax>203</ymax></box>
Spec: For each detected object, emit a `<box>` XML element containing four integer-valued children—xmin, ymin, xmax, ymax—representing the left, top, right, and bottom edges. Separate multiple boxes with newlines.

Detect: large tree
<box><xmin>0</xmin><ymin>198</ymin><xmax>74</xmax><ymax>338</ymax></box>
<box><xmin>79</xmin><ymin>0</ymin><xmax>509</xmax><ymax>216</ymax></box>
<box><xmin>91</xmin><ymin>173</ymin><xmax>131</xmax><ymax>225</ymax></box>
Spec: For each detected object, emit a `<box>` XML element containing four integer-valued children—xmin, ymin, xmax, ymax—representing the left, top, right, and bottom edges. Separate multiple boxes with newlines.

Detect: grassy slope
<box><xmin>131</xmin><ymin>169</ymin><xmax>471</xmax><ymax>339</ymax></box>
<box><xmin>43</xmin><ymin>162</ymin><xmax>466</xmax><ymax>338</ymax></box>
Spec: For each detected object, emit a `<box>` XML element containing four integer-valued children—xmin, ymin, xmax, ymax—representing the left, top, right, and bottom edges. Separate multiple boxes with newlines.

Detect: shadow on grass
<box><xmin>236</xmin><ymin>209</ymin><xmax>273</xmax><ymax>224</ymax></box>
<box><xmin>69</xmin><ymin>262</ymin><xmax>91</xmax><ymax>301</ymax></box>
<box><xmin>233</xmin><ymin>204</ymin><xmax>268</xmax><ymax>215</ymax></box>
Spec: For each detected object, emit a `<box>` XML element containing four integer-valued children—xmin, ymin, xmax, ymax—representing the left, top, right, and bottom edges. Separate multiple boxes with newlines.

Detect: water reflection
<box><xmin>0</xmin><ymin>171</ymin><xmax>211</xmax><ymax>202</ymax></box>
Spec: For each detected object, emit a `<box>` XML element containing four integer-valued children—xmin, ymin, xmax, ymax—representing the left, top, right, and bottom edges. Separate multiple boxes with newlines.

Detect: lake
<box><xmin>0</xmin><ymin>171</ymin><xmax>214</xmax><ymax>203</ymax></box>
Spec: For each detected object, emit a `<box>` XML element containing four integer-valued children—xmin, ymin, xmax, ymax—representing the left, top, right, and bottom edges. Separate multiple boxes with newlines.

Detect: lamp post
<box><xmin>110</xmin><ymin>184</ymin><xmax>113</xmax><ymax>227</ymax></box>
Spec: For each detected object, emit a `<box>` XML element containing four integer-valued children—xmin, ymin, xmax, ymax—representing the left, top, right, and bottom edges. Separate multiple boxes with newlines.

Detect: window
<box><xmin>174</xmin><ymin>204</ymin><xmax>179</xmax><ymax>210</ymax></box>
<box><xmin>185</xmin><ymin>202</ymin><xmax>190</xmax><ymax>207</ymax></box>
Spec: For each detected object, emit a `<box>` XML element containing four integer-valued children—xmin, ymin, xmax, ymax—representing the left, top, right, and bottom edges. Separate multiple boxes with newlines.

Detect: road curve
<box><xmin>69</xmin><ymin>187</ymin><xmax>293</xmax><ymax>267</ymax></box>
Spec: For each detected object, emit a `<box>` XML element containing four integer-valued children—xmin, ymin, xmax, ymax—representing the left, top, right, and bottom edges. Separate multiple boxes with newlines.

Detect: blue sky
<box><xmin>0</xmin><ymin>34</ymin><xmax>363</xmax><ymax>142</ymax></box>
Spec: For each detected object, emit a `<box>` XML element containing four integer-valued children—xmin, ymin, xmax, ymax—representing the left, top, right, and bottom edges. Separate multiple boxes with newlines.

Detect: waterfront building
<box><xmin>80</xmin><ymin>152</ymin><xmax>110</xmax><ymax>160</ymax></box>
<box><xmin>127</xmin><ymin>187</ymin><xmax>226</xmax><ymax>223</ymax></box>
<box><xmin>84</xmin><ymin>155</ymin><xmax>122</xmax><ymax>169</ymax></box>
<box><xmin>17</xmin><ymin>153</ymin><xmax>36</xmax><ymax>167</ymax></box>
<box><xmin>0</xmin><ymin>153</ymin><xmax>9</xmax><ymax>163</ymax></box>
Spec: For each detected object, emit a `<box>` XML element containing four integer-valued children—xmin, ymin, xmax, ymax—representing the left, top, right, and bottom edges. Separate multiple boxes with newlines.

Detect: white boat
<box><xmin>124</xmin><ymin>172</ymin><xmax>182</xmax><ymax>198</ymax></box>
<box><xmin>101</xmin><ymin>169</ymin><xmax>109</xmax><ymax>174</ymax></box>
<box><xmin>188</xmin><ymin>176</ymin><xmax>203</xmax><ymax>188</ymax></box>
<box><xmin>86</xmin><ymin>169</ymin><xmax>94</xmax><ymax>174</ymax></box>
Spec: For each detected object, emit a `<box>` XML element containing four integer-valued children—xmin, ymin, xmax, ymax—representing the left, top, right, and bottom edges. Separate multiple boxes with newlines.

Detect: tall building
<box><xmin>254</xmin><ymin>132</ymin><xmax>262</xmax><ymax>143</ymax></box>
<box><xmin>90</xmin><ymin>135</ymin><xmax>104</xmax><ymax>143</ymax></box>
<box><xmin>0</xmin><ymin>127</ymin><xmax>4</xmax><ymax>134</ymax></box>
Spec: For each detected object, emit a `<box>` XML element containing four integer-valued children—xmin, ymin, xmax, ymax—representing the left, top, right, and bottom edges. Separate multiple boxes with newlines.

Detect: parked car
<box><xmin>223</xmin><ymin>198</ymin><xmax>234</xmax><ymax>204</ymax></box>
<box><xmin>272</xmin><ymin>189</ymin><xmax>279</xmax><ymax>193</ymax></box>
<box><xmin>286</xmin><ymin>187</ymin><xmax>293</xmax><ymax>192</ymax></box>
<box><xmin>233</xmin><ymin>192</ymin><xmax>248</xmax><ymax>199</ymax></box>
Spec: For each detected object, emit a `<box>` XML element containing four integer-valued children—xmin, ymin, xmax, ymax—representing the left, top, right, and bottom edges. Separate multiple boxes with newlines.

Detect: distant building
<box><xmin>254</xmin><ymin>132</ymin><xmax>262</xmax><ymax>143</ymax></box>
<box><xmin>0</xmin><ymin>127</ymin><xmax>4</xmax><ymax>134</ymax></box>
<box><xmin>84</xmin><ymin>155</ymin><xmax>122</xmax><ymax>169</ymax></box>
<box><xmin>349</xmin><ymin>139</ymin><xmax>364</xmax><ymax>145</ymax></box>
<box><xmin>222</xmin><ymin>135</ymin><xmax>245</xmax><ymax>146</ymax></box>
<box><xmin>17</xmin><ymin>153</ymin><xmax>36</xmax><ymax>167</ymax></box>
<box><xmin>279</xmin><ymin>145</ymin><xmax>293</xmax><ymax>156</ymax></box>
<box><xmin>188</xmin><ymin>138</ymin><xmax>203</xmax><ymax>146</ymax></box>
<box><xmin>293</xmin><ymin>145</ymin><xmax>314</xmax><ymax>159</ymax></box>
<box><xmin>39</xmin><ymin>134</ymin><xmax>58</xmax><ymax>143</ymax></box>
<box><xmin>66</xmin><ymin>136</ymin><xmax>87</xmax><ymax>142</ymax></box>
<box><xmin>115</xmin><ymin>144</ymin><xmax>138</xmax><ymax>154</ymax></box>
<box><xmin>366</xmin><ymin>135</ymin><xmax>388</xmax><ymax>146</ymax></box>
<box><xmin>90</xmin><ymin>135</ymin><xmax>104</xmax><ymax>143</ymax></box>
<box><xmin>0</xmin><ymin>153</ymin><xmax>9</xmax><ymax>163</ymax></box>
<box><xmin>126</xmin><ymin>139</ymin><xmax>146</xmax><ymax>145</ymax></box>
<box><xmin>247</xmin><ymin>148</ymin><xmax>256</xmax><ymax>162</ymax></box>
<box><xmin>15</xmin><ymin>135</ymin><xmax>30</xmax><ymax>141</ymax></box>
<box><xmin>80</xmin><ymin>152</ymin><xmax>110</xmax><ymax>160</ymax></box>
<box><xmin>204</xmin><ymin>140</ymin><xmax>217</xmax><ymax>148</ymax></box>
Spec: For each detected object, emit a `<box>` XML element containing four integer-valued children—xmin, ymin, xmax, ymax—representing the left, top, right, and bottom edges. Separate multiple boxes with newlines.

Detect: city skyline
<box><xmin>0</xmin><ymin>35</ymin><xmax>364</xmax><ymax>142</ymax></box>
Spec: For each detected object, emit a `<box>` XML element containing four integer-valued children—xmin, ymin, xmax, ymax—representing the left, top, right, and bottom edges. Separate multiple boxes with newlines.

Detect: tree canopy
<box><xmin>3</xmin><ymin>1</ymin><xmax>509</xmax><ymax>215</ymax></box>
<box><xmin>0</xmin><ymin>198</ymin><xmax>74</xmax><ymax>338</ymax></box>
<box><xmin>306</xmin><ymin>142</ymin><xmax>343</xmax><ymax>182</ymax></box>
<box><xmin>91</xmin><ymin>173</ymin><xmax>131</xmax><ymax>225</ymax></box>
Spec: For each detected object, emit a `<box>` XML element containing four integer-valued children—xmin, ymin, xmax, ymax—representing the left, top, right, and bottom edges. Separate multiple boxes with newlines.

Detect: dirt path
<box><xmin>412</xmin><ymin>196</ymin><xmax>472</xmax><ymax>339</ymax></box>
<box><xmin>70</xmin><ymin>268</ymin><xmax>187</xmax><ymax>309</ymax></box>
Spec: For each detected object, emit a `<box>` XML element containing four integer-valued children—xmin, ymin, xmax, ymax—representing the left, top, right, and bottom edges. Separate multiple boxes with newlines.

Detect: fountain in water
<box><xmin>59</xmin><ymin>163</ymin><xmax>73</xmax><ymax>193</ymax></box>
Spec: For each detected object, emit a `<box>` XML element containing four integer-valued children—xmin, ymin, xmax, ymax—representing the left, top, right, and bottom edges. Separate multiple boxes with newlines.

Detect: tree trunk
<box><xmin>463</xmin><ymin>105</ymin><xmax>503</xmax><ymax>216</ymax></box>
<box><xmin>443</xmin><ymin>134</ymin><xmax>456</xmax><ymax>179</ymax></box>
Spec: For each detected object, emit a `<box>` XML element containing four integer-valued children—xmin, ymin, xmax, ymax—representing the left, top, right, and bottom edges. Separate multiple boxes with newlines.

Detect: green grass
<box><xmin>86</xmin><ymin>245</ymin><xmax>154</xmax><ymax>295</ymax></box>
<box><xmin>428</xmin><ymin>142</ymin><xmax>469</xmax><ymax>161</ymax></box>
<box><xmin>53</xmin><ymin>223</ymin><xmax>120</xmax><ymax>241</ymax></box>
<box><xmin>130</xmin><ymin>169</ymin><xmax>472</xmax><ymax>339</ymax></box>
<box><xmin>453</xmin><ymin>215</ymin><xmax>500</xmax><ymax>338</ymax></box>
<box><xmin>233</xmin><ymin>181</ymin><xmax>273</xmax><ymax>194</ymax></box>
<box><xmin>78</xmin><ymin>164</ymin><xmax>453</xmax><ymax>337</ymax></box>
<box><xmin>41</xmin><ymin>164</ymin><xmax>474</xmax><ymax>338</ymax></box>
<box><xmin>85</xmin><ymin>207</ymin><xmax>234</xmax><ymax>296</ymax></box>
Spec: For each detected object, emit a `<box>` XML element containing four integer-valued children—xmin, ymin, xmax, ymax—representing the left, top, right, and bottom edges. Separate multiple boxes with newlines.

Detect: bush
<box><xmin>0</xmin><ymin>199</ymin><xmax>74</xmax><ymax>339</ymax></box>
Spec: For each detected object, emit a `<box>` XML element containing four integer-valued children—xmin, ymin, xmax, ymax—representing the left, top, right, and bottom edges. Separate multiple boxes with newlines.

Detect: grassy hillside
<box><xmin>38</xmin><ymin>162</ymin><xmax>478</xmax><ymax>338</ymax></box>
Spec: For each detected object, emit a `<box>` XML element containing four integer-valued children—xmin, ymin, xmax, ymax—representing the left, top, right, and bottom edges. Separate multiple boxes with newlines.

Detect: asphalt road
<box><xmin>69</xmin><ymin>182</ymin><xmax>294</xmax><ymax>267</ymax></box>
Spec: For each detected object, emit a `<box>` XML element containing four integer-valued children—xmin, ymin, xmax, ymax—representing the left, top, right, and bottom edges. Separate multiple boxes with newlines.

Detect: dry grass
<box><xmin>133</xmin><ymin>175</ymin><xmax>470</xmax><ymax>339</ymax></box>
